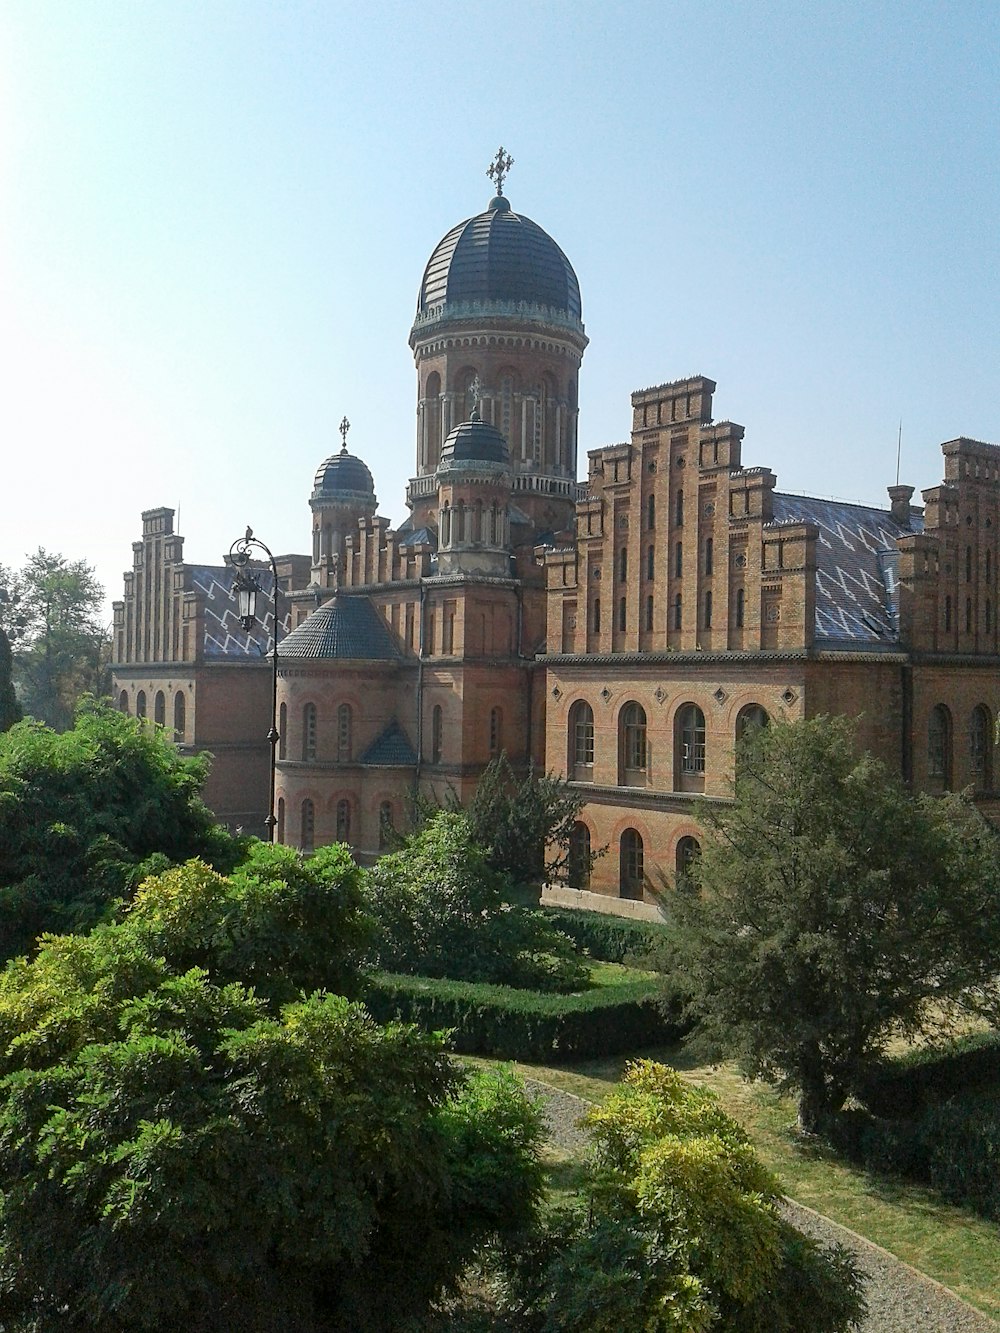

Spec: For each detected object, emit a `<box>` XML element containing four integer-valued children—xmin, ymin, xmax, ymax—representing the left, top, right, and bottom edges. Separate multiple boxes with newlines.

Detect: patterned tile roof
<box><xmin>359</xmin><ymin>719</ymin><xmax>417</xmax><ymax>766</ymax></box>
<box><xmin>280</xmin><ymin>594</ymin><xmax>401</xmax><ymax>660</ymax></box>
<box><xmin>771</xmin><ymin>494</ymin><xmax>922</xmax><ymax>648</ymax></box>
<box><xmin>193</xmin><ymin>565</ymin><xmax>290</xmax><ymax>660</ymax></box>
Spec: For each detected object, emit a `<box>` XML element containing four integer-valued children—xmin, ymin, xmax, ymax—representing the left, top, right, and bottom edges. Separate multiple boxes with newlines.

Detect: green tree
<box><xmin>368</xmin><ymin>810</ymin><xmax>588</xmax><ymax>991</ymax></box>
<box><xmin>660</xmin><ymin>716</ymin><xmax>1000</xmax><ymax>1132</ymax></box>
<box><xmin>0</xmin><ymin>920</ymin><xmax>545</xmax><ymax>1332</ymax></box>
<box><xmin>0</xmin><ymin>623</ymin><xmax>20</xmax><ymax>733</ymax></box>
<box><xmin>0</xmin><ymin>700</ymin><xmax>241</xmax><ymax>962</ymax></box>
<box><xmin>0</xmin><ymin>549</ymin><xmax>107</xmax><ymax>730</ymax></box>
<box><xmin>498</xmin><ymin>1061</ymin><xmax>865</xmax><ymax>1332</ymax></box>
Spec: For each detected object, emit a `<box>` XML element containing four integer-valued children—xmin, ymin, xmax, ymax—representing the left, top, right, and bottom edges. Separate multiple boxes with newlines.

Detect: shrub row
<box><xmin>857</xmin><ymin>1029</ymin><xmax>1000</xmax><ymax>1116</ymax></box>
<box><xmin>541</xmin><ymin>906</ymin><xmax>671</xmax><ymax>965</ymax></box>
<box><xmin>825</xmin><ymin>1093</ymin><xmax>1000</xmax><ymax>1222</ymax></box>
<box><xmin>364</xmin><ymin>971</ymin><xmax>687</xmax><ymax>1063</ymax></box>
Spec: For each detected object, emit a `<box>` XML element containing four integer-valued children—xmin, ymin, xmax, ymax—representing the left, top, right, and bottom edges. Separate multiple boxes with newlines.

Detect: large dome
<box><xmin>312</xmin><ymin>448</ymin><xmax>375</xmax><ymax>501</ymax></box>
<box><xmin>416</xmin><ymin>195</ymin><xmax>582</xmax><ymax>323</ymax></box>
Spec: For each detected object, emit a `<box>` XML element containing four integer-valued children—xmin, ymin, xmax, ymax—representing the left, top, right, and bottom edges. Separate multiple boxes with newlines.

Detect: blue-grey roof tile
<box><xmin>359</xmin><ymin>719</ymin><xmax>417</xmax><ymax>766</ymax></box>
<box><xmin>281</xmin><ymin>594</ymin><xmax>401</xmax><ymax>660</ymax></box>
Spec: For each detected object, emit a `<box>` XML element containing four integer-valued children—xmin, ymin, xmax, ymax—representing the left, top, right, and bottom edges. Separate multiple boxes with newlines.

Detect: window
<box><xmin>569</xmin><ymin>700</ymin><xmax>594</xmax><ymax>774</ymax></box>
<box><xmin>620</xmin><ymin>702</ymin><xmax>647</xmax><ymax>783</ymax></box>
<box><xmin>736</xmin><ymin>587</ymin><xmax>745</xmax><ymax>628</ymax></box>
<box><xmin>618</xmin><ymin>596</ymin><xmax>627</xmax><ymax>631</ymax></box>
<box><xmin>673</xmin><ymin>594</ymin><xmax>682</xmax><ymax>630</ymax></box>
<box><xmin>675</xmin><ymin>835</ymin><xmax>701</xmax><ymax>886</ymax></box>
<box><xmin>704</xmin><ymin>537</ymin><xmax>713</xmax><ymax>576</ymax></box>
<box><xmin>337</xmin><ymin>703</ymin><xmax>352</xmax><ymax>761</ymax></box>
<box><xmin>593</xmin><ymin>598</ymin><xmax>601</xmax><ymax>634</ymax></box>
<box><xmin>154</xmin><ymin>691</ymin><xmax>165</xmax><ymax>727</ymax></box>
<box><xmin>647</xmin><ymin>493</ymin><xmax>655</xmax><ymax>530</ymax></box>
<box><xmin>136</xmin><ymin>690</ymin><xmax>147</xmax><ymax>719</ymax></box>
<box><xmin>928</xmin><ymin>704</ymin><xmax>952</xmax><ymax>787</ymax></box>
<box><xmin>674</xmin><ymin>541</ymin><xmax>683</xmax><ymax>578</ymax></box>
<box><xmin>489</xmin><ymin>706</ymin><xmax>503</xmax><ymax>757</ymax></box>
<box><xmin>620</xmin><ymin>829</ymin><xmax>644</xmax><ymax>899</ymax></box>
<box><xmin>336</xmin><ymin>798</ymin><xmax>351</xmax><ymax>842</ymax></box>
<box><xmin>676</xmin><ymin>703</ymin><xmax>706</xmax><ymax>789</ymax></box>
<box><xmin>675</xmin><ymin>489</ymin><xmax>684</xmax><ymax>527</ymax></box>
<box><xmin>966</xmin><ymin>598</ymin><xmax>973</xmax><ymax>633</ymax></box>
<box><xmin>645</xmin><ymin>595</ymin><xmax>654</xmax><ymax>631</ymax></box>
<box><xmin>704</xmin><ymin>590</ymin><xmax>712</xmax><ymax>628</ymax></box>
<box><xmin>736</xmin><ymin>703</ymin><xmax>770</xmax><ymax>742</ymax></box>
<box><xmin>301</xmin><ymin>798</ymin><xmax>315</xmax><ymax>853</ymax></box>
<box><xmin>276</xmin><ymin>797</ymin><xmax>285</xmax><ymax>844</ymax></box>
<box><xmin>619</xmin><ymin>547</ymin><xmax>628</xmax><ymax>582</ymax></box>
<box><xmin>647</xmin><ymin>544</ymin><xmax>655</xmax><ymax>581</ymax></box>
<box><xmin>431</xmin><ymin>704</ymin><xmax>443</xmax><ymax>764</ymax></box>
<box><xmin>970</xmin><ymin>705</ymin><xmax>993</xmax><ymax>790</ymax></box>
<box><xmin>945</xmin><ymin>596</ymin><xmax>952</xmax><ymax>631</ymax></box>
<box><xmin>118</xmin><ymin>690</ymin><xmax>129</xmax><ymax>714</ymax></box>
<box><xmin>173</xmin><ymin>691</ymin><xmax>186</xmax><ymax>742</ymax></box>
<box><xmin>379</xmin><ymin>800</ymin><xmax>394</xmax><ymax>849</ymax></box>
<box><xmin>278</xmin><ymin>702</ymin><xmax>287</xmax><ymax>760</ymax></box>
<box><xmin>988</xmin><ymin>600</ymin><xmax>993</xmax><ymax>634</ymax></box>
<box><xmin>303</xmin><ymin>703</ymin><xmax>317</xmax><ymax>761</ymax></box>
<box><xmin>568</xmin><ymin>822</ymin><xmax>591</xmax><ymax>888</ymax></box>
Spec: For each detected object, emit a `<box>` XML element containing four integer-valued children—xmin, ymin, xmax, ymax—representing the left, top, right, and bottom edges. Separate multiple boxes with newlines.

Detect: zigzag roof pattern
<box><xmin>771</xmin><ymin>494</ymin><xmax>922</xmax><ymax>648</ymax></box>
<box><xmin>193</xmin><ymin>565</ymin><xmax>289</xmax><ymax>660</ymax></box>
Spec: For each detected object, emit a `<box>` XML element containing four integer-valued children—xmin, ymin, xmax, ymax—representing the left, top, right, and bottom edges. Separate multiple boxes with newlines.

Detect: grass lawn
<box><xmin>493</xmin><ymin>1044</ymin><xmax>1000</xmax><ymax>1323</ymax></box>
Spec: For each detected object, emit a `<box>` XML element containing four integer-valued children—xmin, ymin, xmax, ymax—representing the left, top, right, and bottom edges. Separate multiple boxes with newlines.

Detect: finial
<box><xmin>487</xmin><ymin>146</ymin><xmax>513</xmax><ymax>198</ymax></box>
<box><xmin>469</xmin><ymin>374</ymin><xmax>482</xmax><ymax>419</ymax></box>
<box><xmin>339</xmin><ymin>415</ymin><xmax>350</xmax><ymax>452</ymax></box>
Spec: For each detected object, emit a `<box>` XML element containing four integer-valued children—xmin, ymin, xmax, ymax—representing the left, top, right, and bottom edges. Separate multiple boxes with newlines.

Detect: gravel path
<box><xmin>524</xmin><ymin>1079</ymin><xmax>1000</xmax><ymax>1333</ymax></box>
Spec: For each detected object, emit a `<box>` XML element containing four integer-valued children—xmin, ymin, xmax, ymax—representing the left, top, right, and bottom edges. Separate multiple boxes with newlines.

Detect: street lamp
<box><xmin>228</xmin><ymin>528</ymin><xmax>281</xmax><ymax>841</ymax></box>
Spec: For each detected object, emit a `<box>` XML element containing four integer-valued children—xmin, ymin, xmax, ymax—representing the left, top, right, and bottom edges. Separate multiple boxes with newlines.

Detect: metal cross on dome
<box><xmin>487</xmin><ymin>146</ymin><xmax>513</xmax><ymax>197</ymax></box>
<box><xmin>339</xmin><ymin>415</ymin><xmax>350</xmax><ymax>451</ymax></box>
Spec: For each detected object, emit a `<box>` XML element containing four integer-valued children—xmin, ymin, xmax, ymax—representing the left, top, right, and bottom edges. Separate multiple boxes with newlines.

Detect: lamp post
<box><xmin>228</xmin><ymin>528</ymin><xmax>281</xmax><ymax>841</ymax></box>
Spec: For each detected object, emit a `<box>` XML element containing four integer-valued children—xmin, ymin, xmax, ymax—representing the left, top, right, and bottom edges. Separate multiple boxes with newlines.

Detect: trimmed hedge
<box><xmin>857</xmin><ymin>1029</ymin><xmax>1000</xmax><ymax>1116</ymax></box>
<box><xmin>365</xmin><ymin>970</ymin><xmax>687</xmax><ymax>1062</ymax></box>
<box><xmin>541</xmin><ymin>906</ymin><xmax>671</xmax><ymax>965</ymax></box>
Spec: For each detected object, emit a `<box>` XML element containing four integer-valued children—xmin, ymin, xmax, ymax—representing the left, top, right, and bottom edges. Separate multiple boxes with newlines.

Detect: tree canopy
<box><xmin>660</xmin><ymin>715</ymin><xmax>1000</xmax><ymax>1131</ymax></box>
<box><xmin>0</xmin><ymin>550</ymin><xmax>107</xmax><ymax>731</ymax></box>
<box><xmin>0</xmin><ymin>700</ymin><xmax>241</xmax><ymax>962</ymax></box>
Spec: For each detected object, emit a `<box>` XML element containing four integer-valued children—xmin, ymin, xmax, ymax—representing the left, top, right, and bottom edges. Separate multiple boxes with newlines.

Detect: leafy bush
<box><xmin>542</xmin><ymin>906</ymin><xmax>671</xmax><ymax>964</ymax></box>
<box><xmin>0</xmin><ymin>701</ymin><xmax>243</xmax><ymax>961</ymax></box>
<box><xmin>366</xmin><ymin>970</ymin><xmax>687</xmax><ymax>1062</ymax></box>
<box><xmin>0</xmin><ymin>917</ymin><xmax>546</xmax><ymax>1330</ymax></box>
<box><xmin>497</xmin><ymin>1061</ymin><xmax>866</xmax><ymax>1332</ymax></box>
<box><xmin>857</xmin><ymin>1029</ymin><xmax>1000</xmax><ymax>1116</ymax></box>
<box><xmin>368</xmin><ymin>811</ymin><xmax>588</xmax><ymax>992</ymax></box>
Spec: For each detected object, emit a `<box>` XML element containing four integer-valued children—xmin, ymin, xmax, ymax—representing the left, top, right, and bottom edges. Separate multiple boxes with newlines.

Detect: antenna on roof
<box><xmin>895</xmin><ymin>420</ymin><xmax>902</xmax><ymax>486</ymax></box>
<box><xmin>176</xmin><ymin>503</ymin><xmax>181</xmax><ymax>534</ymax></box>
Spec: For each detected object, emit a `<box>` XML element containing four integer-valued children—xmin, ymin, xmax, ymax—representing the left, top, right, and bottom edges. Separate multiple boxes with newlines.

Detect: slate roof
<box><xmin>359</xmin><ymin>719</ymin><xmax>417</xmax><ymax>767</ymax></box>
<box><xmin>194</xmin><ymin>565</ymin><xmax>290</xmax><ymax>660</ymax></box>
<box><xmin>280</xmin><ymin>594</ymin><xmax>401</xmax><ymax>661</ymax></box>
<box><xmin>771</xmin><ymin>494</ymin><xmax>922</xmax><ymax>648</ymax></box>
<box><xmin>398</xmin><ymin>524</ymin><xmax>437</xmax><ymax>549</ymax></box>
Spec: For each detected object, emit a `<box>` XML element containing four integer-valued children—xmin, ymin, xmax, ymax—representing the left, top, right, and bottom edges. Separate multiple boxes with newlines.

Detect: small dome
<box><xmin>416</xmin><ymin>197</ymin><xmax>582</xmax><ymax>324</ymax></box>
<box><xmin>312</xmin><ymin>448</ymin><xmax>375</xmax><ymax>500</ymax></box>
<box><xmin>439</xmin><ymin>415</ymin><xmax>509</xmax><ymax>468</ymax></box>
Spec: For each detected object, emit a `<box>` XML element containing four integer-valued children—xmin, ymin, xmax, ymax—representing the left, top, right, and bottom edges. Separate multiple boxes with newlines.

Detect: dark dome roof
<box><xmin>312</xmin><ymin>448</ymin><xmax>375</xmax><ymax>500</ymax></box>
<box><xmin>439</xmin><ymin>414</ymin><xmax>509</xmax><ymax>468</ymax></box>
<box><xmin>416</xmin><ymin>196</ymin><xmax>582</xmax><ymax>322</ymax></box>
<box><xmin>281</xmin><ymin>595</ymin><xmax>399</xmax><ymax>661</ymax></box>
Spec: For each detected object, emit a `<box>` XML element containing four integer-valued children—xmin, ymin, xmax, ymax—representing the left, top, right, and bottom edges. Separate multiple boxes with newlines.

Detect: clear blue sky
<box><xmin>2</xmin><ymin>1</ymin><xmax>998</xmax><ymax>623</ymax></box>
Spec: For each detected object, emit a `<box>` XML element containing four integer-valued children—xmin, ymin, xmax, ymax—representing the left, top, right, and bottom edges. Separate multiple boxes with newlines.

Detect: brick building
<box><xmin>112</xmin><ymin>162</ymin><xmax>1000</xmax><ymax>904</ymax></box>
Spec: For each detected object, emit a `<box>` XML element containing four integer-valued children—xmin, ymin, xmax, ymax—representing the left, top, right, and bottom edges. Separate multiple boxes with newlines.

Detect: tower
<box><xmin>407</xmin><ymin>149</ymin><xmax>588</xmax><ymax>541</ymax></box>
<box><xmin>310</xmin><ymin>417</ymin><xmax>377</xmax><ymax>588</ymax></box>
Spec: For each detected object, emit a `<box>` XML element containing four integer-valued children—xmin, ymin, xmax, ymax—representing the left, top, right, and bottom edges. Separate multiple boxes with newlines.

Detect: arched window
<box><xmin>675</xmin><ymin>835</ymin><xmax>701</xmax><ymax>886</ymax></box>
<box><xmin>568</xmin><ymin>822</ymin><xmax>591</xmax><ymax>888</ymax></box>
<box><xmin>336</xmin><ymin>798</ymin><xmax>351</xmax><ymax>842</ymax></box>
<box><xmin>173</xmin><ymin>691</ymin><xmax>186</xmax><ymax>742</ymax></box>
<box><xmin>970</xmin><ymin>705</ymin><xmax>993</xmax><ymax>791</ymax></box>
<box><xmin>675</xmin><ymin>489</ymin><xmax>684</xmax><ymax>527</ymax></box>
<box><xmin>620</xmin><ymin>829</ymin><xmax>644</xmax><ymax>899</ymax></box>
<box><xmin>303</xmin><ymin>703</ymin><xmax>317</xmax><ymax>761</ymax></box>
<box><xmin>676</xmin><ymin>703</ymin><xmax>706</xmax><ymax>791</ymax></box>
<box><xmin>647</xmin><ymin>493</ymin><xmax>655</xmax><ymax>530</ymax></box>
<box><xmin>736</xmin><ymin>703</ymin><xmax>770</xmax><ymax>742</ymax></box>
<box><xmin>620</xmin><ymin>702</ymin><xmax>647</xmax><ymax>785</ymax></box>
<box><xmin>647</xmin><ymin>545</ymin><xmax>655</xmax><ymax>580</ymax></box>
<box><xmin>673</xmin><ymin>594</ymin><xmax>682</xmax><ymax>630</ymax></box>
<box><xmin>569</xmin><ymin>700</ymin><xmax>594</xmax><ymax>777</ymax></box>
<box><xmin>593</xmin><ymin>598</ymin><xmax>601</xmax><ymax>634</ymax></box>
<box><xmin>136</xmin><ymin>690</ymin><xmax>147</xmax><ymax>719</ymax></box>
<box><xmin>276</xmin><ymin>797</ymin><xmax>285</xmax><ymax>844</ymax></box>
<box><xmin>301</xmin><ymin>798</ymin><xmax>315</xmax><ymax>853</ymax></box>
<box><xmin>736</xmin><ymin>587</ymin><xmax>745</xmax><ymax>629</ymax></box>
<box><xmin>704</xmin><ymin>538</ymin><xmax>713</xmax><ymax>576</ymax></box>
<box><xmin>674</xmin><ymin>541</ymin><xmax>683</xmax><ymax>578</ymax></box>
<box><xmin>278</xmin><ymin>702</ymin><xmax>287</xmax><ymax>760</ymax></box>
<box><xmin>154</xmin><ymin>691</ymin><xmax>165</xmax><ymax>727</ymax></box>
<box><xmin>379</xmin><ymin>800</ymin><xmax>394</xmax><ymax>849</ymax></box>
<box><xmin>337</xmin><ymin>703</ymin><xmax>352</xmax><ymax>761</ymax></box>
<box><xmin>619</xmin><ymin>547</ymin><xmax>628</xmax><ymax>582</ymax></box>
<box><xmin>431</xmin><ymin>704</ymin><xmax>443</xmax><ymax>764</ymax></box>
<box><xmin>928</xmin><ymin>704</ymin><xmax>953</xmax><ymax>787</ymax></box>
<box><xmin>118</xmin><ymin>690</ymin><xmax>129</xmax><ymax>714</ymax></box>
<box><xmin>645</xmin><ymin>595</ymin><xmax>654</xmax><ymax>631</ymax></box>
<box><xmin>489</xmin><ymin>706</ymin><xmax>503</xmax><ymax>757</ymax></box>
